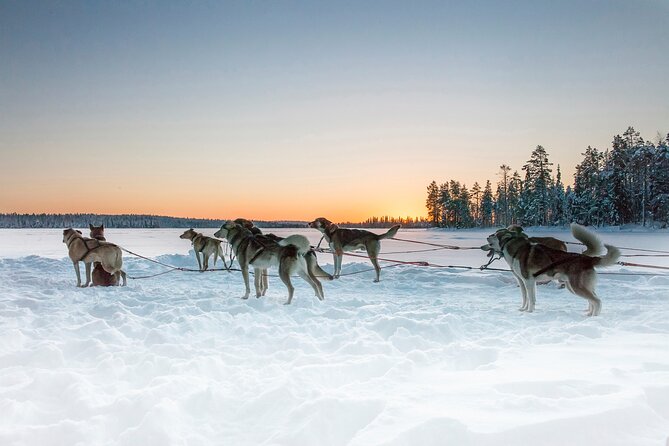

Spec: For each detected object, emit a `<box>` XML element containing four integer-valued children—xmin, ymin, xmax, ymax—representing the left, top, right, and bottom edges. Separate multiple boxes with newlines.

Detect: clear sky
<box><xmin>1</xmin><ymin>0</ymin><xmax>668</xmax><ymax>222</ymax></box>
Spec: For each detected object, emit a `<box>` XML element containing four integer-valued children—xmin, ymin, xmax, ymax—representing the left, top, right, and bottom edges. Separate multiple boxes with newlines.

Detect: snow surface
<box><xmin>1</xmin><ymin>227</ymin><xmax>668</xmax><ymax>446</ymax></box>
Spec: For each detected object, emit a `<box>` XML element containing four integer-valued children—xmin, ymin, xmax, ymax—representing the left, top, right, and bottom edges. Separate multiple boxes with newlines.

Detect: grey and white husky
<box><xmin>214</xmin><ymin>221</ymin><xmax>324</xmax><ymax>304</ymax></box>
<box><xmin>486</xmin><ymin>223</ymin><xmax>620</xmax><ymax>316</ymax></box>
<box><xmin>233</xmin><ymin>218</ymin><xmax>332</xmax><ymax>297</ymax></box>
<box><xmin>308</xmin><ymin>217</ymin><xmax>400</xmax><ymax>282</ymax></box>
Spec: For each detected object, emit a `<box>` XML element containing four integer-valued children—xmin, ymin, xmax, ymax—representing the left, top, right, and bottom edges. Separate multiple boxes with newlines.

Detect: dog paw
<box><xmin>373</xmin><ymin>279</ymin><xmax>380</xmax><ymax>283</ymax></box>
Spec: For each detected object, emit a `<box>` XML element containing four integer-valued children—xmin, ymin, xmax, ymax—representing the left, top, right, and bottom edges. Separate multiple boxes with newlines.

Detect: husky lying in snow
<box><xmin>485</xmin><ymin>224</ymin><xmax>620</xmax><ymax>316</ymax></box>
<box><xmin>308</xmin><ymin>217</ymin><xmax>400</xmax><ymax>282</ymax></box>
<box><xmin>233</xmin><ymin>218</ymin><xmax>332</xmax><ymax>297</ymax></box>
<box><xmin>89</xmin><ymin>224</ymin><xmax>119</xmax><ymax>286</ymax></box>
<box><xmin>179</xmin><ymin>229</ymin><xmax>226</xmax><ymax>272</ymax></box>
<box><xmin>215</xmin><ymin>221</ymin><xmax>325</xmax><ymax>304</ymax></box>
<box><xmin>63</xmin><ymin>228</ymin><xmax>127</xmax><ymax>287</ymax></box>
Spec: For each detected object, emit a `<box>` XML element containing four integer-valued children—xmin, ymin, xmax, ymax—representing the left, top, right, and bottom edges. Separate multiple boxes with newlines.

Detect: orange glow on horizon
<box><xmin>0</xmin><ymin>186</ymin><xmax>427</xmax><ymax>223</ymax></box>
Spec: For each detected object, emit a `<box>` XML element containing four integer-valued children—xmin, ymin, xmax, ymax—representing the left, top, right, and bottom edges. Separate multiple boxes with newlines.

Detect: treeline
<box><xmin>337</xmin><ymin>216</ymin><xmax>431</xmax><ymax>228</ymax></box>
<box><xmin>426</xmin><ymin>127</ymin><xmax>669</xmax><ymax>228</ymax></box>
<box><xmin>0</xmin><ymin>213</ymin><xmax>304</xmax><ymax>229</ymax></box>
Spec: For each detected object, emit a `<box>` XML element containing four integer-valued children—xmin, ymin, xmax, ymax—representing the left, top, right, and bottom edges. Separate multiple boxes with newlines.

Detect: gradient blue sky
<box><xmin>1</xmin><ymin>0</ymin><xmax>668</xmax><ymax>221</ymax></box>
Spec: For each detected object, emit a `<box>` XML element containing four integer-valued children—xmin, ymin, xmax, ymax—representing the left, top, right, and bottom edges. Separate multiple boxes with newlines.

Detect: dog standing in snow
<box><xmin>308</xmin><ymin>217</ymin><xmax>400</xmax><ymax>282</ymax></box>
<box><xmin>214</xmin><ymin>221</ymin><xmax>324</xmax><ymax>304</ymax></box>
<box><xmin>179</xmin><ymin>229</ymin><xmax>227</xmax><ymax>272</ymax></box>
<box><xmin>485</xmin><ymin>223</ymin><xmax>620</xmax><ymax>316</ymax></box>
<box><xmin>63</xmin><ymin>228</ymin><xmax>127</xmax><ymax>287</ymax></box>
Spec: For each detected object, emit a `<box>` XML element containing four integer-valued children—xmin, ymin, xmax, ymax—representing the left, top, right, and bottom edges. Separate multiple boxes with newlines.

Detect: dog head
<box><xmin>486</xmin><ymin>225</ymin><xmax>525</xmax><ymax>253</ymax></box>
<box><xmin>234</xmin><ymin>218</ymin><xmax>254</xmax><ymax>229</ymax></box>
<box><xmin>89</xmin><ymin>224</ymin><xmax>105</xmax><ymax>241</ymax></box>
<box><xmin>63</xmin><ymin>228</ymin><xmax>82</xmax><ymax>244</ymax></box>
<box><xmin>234</xmin><ymin>218</ymin><xmax>262</xmax><ymax>234</ymax></box>
<box><xmin>308</xmin><ymin>217</ymin><xmax>336</xmax><ymax>233</ymax></box>
<box><xmin>214</xmin><ymin>221</ymin><xmax>238</xmax><ymax>239</ymax></box>
<box><xmin>180</xmin><ymin>228</ymin><xmax>198</xmax><ymax>240</ymax></box>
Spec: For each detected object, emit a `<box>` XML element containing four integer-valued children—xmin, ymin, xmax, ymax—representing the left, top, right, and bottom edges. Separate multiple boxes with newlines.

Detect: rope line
<box><xmin>617</xmin><ymin>261</ymin><xmax>669</xmax><ymax>271</ymax></box>
<box><xmin>120</xmin><ymin>243</ymin><xmax>669</xmax><ymax>280</ymax></box>
<box><xmin>565</xmin><ymin>241</ymin><xmax>669</xmax><ymax>254</ymax></box>
<box><xmin>390</xmin><ymin>237</ymin><xmax>481</xmax><ymax>250</ymax></box>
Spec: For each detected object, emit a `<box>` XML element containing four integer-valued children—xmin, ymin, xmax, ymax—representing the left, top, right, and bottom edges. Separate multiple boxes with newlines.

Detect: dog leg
<box><xmin>203</xmin><ymin>253</ymin><xmax>209</xmax><ymax>272</ymax></box>
<box><xmin>299</xmin><ymin>270</ymin><xmax>323</xmax><ymax>301</ymax></box>
<box><xmin>118</xmin><ymin>270</ymin><xmax>127</xmax><ymax>286</ymax></box>
<box><xmin>261</xmin><ymin>270</ymin><xmax>269</xmax><ymax>296</ymax></box>
<box><xmin>279</xmin><ymin>267</ymin><xmax>295</xmax><ymax>305</ymax></box>
<box><xmin>367</xmin><ymin>241</ymin><xmax>382</xmax><ymax>282</ymax></box>
<box><xmin>240</xmin><ymin>265</ymin><xmax>251</xmax><ymax>299</ymax></box>
<box><xmin>526</xmin><ymin>279</ymin><xmax>537</xmax><ymax>313</ymax></box>
<box><xmin>307</xmin><ymin>268</ymin><xmax>325</xmax><ymax>299</ymax></box>
<box><xmin>194</xmin><ymin>251</ymin><xmax>203</xmax><ymax>271</ymax></box>
<box><xmin>567</xmin><ymin>273</ymin><xmax>601</xmax><ymax>316</ymax></box>
<box><xmin>307</xmin><ymin>252</ymin><xmax>333</xmax><ymax>281</ymax></box>
<box><xmin>253</xmin><ymin>268</ymin><xmax>263</xmax><ymax>298</ymax></box>
<box><xmin>335</xmin><ymin>250</ymin><xmax>345</xmax><ymax>279</ymax></box>
<box><xmin>512</xmin><ymin>272</ymin><xmax>528</xmax><ymax>311</ymax></box>
<box><xmin>73</xmin><ymin>261</ymin><xmax>83</xmax><ymax>287</ymax></box>
<box><xmin>84</xmin><ymin>262</ymin><xmax>92</xmax><ymax>287</ymax></box>
<box><xmin>369</xmin><ymin>256</ymin><xmax>381</xmax><ymax>283</ymax></box>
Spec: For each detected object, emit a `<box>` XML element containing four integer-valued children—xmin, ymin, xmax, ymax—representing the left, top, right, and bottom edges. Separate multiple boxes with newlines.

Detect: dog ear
<box><xmin>89</xmin><ymin>224</ymin><xmax>94</xmax><ymax>230</ymax></box>
<box><xmin>509</xmin><ymin>225</ymin><xmax>523</xmax><ymax>234</ymax></box>
<box><xmin>101</xmin><ymin>224</ymin><xmax>104</xmax><ymax>230</ymax></box>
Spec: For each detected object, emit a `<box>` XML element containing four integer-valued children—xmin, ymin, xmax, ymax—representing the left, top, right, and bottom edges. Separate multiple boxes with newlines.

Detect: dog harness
<box><xmin>67</xmin><ymin>235</ymin><xmax>115</xmax><ymax>262</ymax></box>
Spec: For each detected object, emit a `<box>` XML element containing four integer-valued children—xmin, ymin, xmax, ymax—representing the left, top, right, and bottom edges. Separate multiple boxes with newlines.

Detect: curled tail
<box><xmin>377</xmin><ymin>224</ymin><xmax>401</xmax><ymax>241</ymax></box>
<box><xmin>279</xmin><ymin>234</ymin><xmax>311</xmax><ymax>255</ymax></box>
<box><xmin>595</xmin><ymin>244</ymin><xmax>621</xmax><ymax>267</ymax></box>
<box><xmin>570</xmin><ymin>223</ymin><xmax>604</xmax><ymax>256</ymax></box>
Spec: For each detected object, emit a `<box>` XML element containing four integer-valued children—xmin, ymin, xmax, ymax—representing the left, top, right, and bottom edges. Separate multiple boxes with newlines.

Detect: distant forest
<box><xmin>426</xmin><ymin>127</ymin><xmax>669</xmax><ymax>229</ymax></box>
<box><xmin>0</xmin><ymin>213</ymin><xmax>429</xmax><ymax>229</ymax></box>
<box><xmin>0</xmin><ymin>214</ymin><xmax>304</xmax><ymax>229</ymax></box>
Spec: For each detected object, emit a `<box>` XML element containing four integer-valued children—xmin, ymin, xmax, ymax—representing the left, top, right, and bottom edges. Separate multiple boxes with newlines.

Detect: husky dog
<box><xmin>179</xmin><ymin>229</ymin><xmax>226</xmax><ymax>271</ymax></box>
<box><xmin>89</xmin><ymin>224</ymin><xmax>119</xmax><ymax>286</ymax></box>
<box><xmin>233</xmin><ymin>218</ymin><xmax>333</xmax><ymax>297</ymax></box>
<box><xmin>486</xmin><ymin>223</ymin><xmax>620</xmax><ymax>316</ymax></box>
<box><xmin>481</xmin><ymin>224</ymin><xmax>568</xmax><ymax>286</ymax></box>
<box><xmin>214</xmin><ymin>221</ymin><xmax>323</xmax><ymax>304</ymax></box>
<box><xmin>63</xmin><ymin>228</ymin><xmax>127</xmax><ymax>287</ymax></box>
<box><xmin>308</xmin><ymin>217</ymin><xmax>400</xmax><ymax>282</ymax></box>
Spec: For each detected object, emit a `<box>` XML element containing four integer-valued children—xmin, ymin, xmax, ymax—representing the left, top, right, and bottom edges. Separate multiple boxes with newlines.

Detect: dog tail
<box><xmin>595</xmin><ymin>244</ymin><xmax>621</xmax><ymax>267</ymax></box>
<box><xmin>377</xmin><ymin>225</ymin><xmax>401</xmax><ymax>240</ymax></box>
<box><xmin>570</xmin><ymin>223</ymin><xmax>604</xmax><ymax>256</ymax></box>
<box><xmin>279</xmin><ymin>234</ymin><xmax>311</xmax><ymax>255</ymax></box>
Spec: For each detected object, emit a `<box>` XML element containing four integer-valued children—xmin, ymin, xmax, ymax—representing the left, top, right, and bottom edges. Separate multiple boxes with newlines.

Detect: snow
<box><xmin>1</xmin><ymin>227</ymin><xmax>668</xmax><ymax>445</ymax></box>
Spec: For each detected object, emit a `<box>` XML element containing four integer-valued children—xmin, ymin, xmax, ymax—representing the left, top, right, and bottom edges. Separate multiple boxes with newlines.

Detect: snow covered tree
<box><xmin>425</xmin><ymin>181</ymin><xmax>440</xmax><ymax>226</ymax></box>
<box><xmin>496</xmin><ymin>164</ymin><xmax>511</xmax><ymax>226</ymax></box>
<box><xmin>470</xmin><ymin>182</ymin><xmax>482</xmax><ymax>226</ymax></box>
<box><xmin>481</xmin><ymin>180</ymin><xmax>495</xmax><ymax>227</ymax></box>
<box><xmin>520</xmin><ymin>145</ymin><xmax>553</xmax><ymax>226</ymax></box>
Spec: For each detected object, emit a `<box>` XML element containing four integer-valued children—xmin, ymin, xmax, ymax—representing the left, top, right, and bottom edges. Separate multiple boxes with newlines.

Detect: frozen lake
<box><xmin>0</xmin><ymin>226</ymin><xmax>668</xmax><ymax>445</ymax></box>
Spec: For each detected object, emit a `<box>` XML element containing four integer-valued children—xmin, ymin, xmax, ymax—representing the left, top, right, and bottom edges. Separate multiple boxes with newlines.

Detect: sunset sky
<box><xmin>1</xmin><ymin>1</ymin><xmax>668</xmax><ymax>222</ymax></box>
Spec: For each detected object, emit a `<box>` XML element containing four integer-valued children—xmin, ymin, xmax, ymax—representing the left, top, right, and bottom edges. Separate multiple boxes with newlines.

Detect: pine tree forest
<box><xmin>426</xmin><ymin>127</ymin><xmax>669</xmax><ymax>228</ymax></box>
